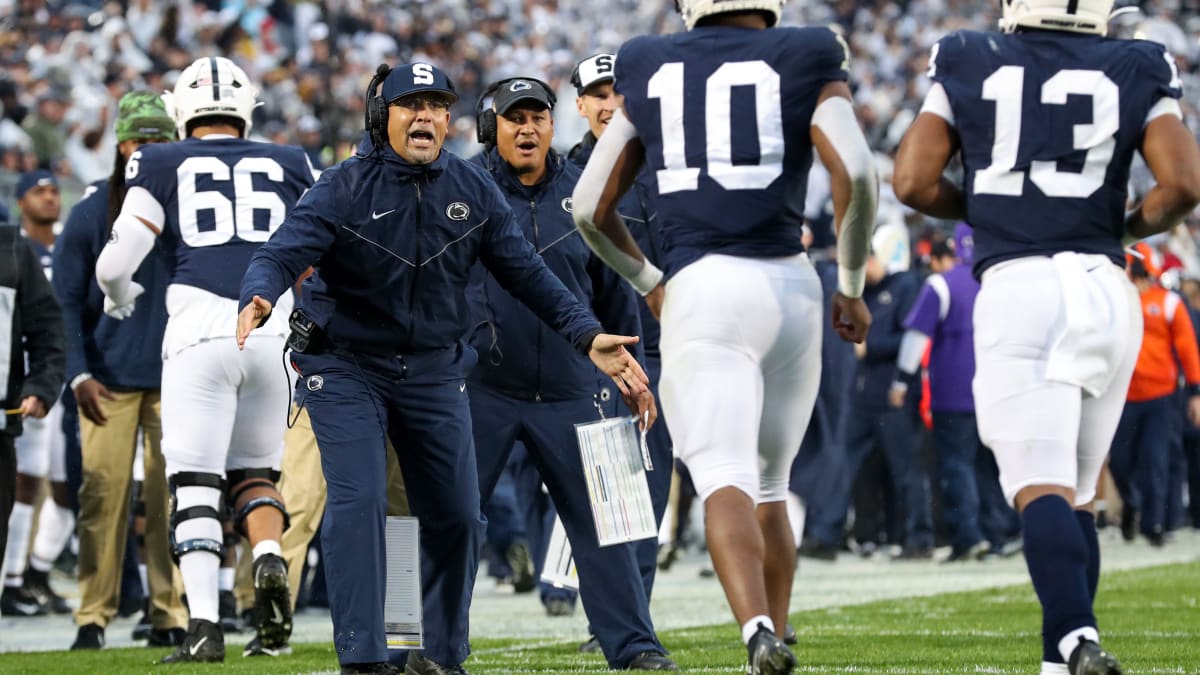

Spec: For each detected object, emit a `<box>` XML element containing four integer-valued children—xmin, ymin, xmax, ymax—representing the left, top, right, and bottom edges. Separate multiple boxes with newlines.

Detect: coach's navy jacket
<box><xmin>53</xmin><ymin>180</ymin><xmax>169</xmax><ymax>391</ymax></box>
<box><xmin>568</xmin><ymin>134</ymin><xmax>663</xmax><ymax>361</ymax></box>
<box><xmin>241</xmin><ymin>136</ymin><xmax>603</xmax><ymax>357</ymax></box>
<box><xmin>854</xmin><ymin>270</ymin><xmax>921</xmax><ymax>411</ymax></box>
<box><xmin>467</xmin><ymin>147</ymin><xmax>642</xmax><ymax>401</ymax></box>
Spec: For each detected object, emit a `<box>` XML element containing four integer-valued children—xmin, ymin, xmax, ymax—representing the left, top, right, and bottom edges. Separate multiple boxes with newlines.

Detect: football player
<box><xmin>892</xmin><ymin>0</ymin><xmax>1200</xmax><ymax>672</ymax></box>
<box><xmin>571</xmin><ymin>1</ymin><xmax>878</xmax><ymax>673</ymax></box>
<box><xmin>96</xmin><ymin>57</ymin><xmax>315</xmax><ymax>663</ymax></box>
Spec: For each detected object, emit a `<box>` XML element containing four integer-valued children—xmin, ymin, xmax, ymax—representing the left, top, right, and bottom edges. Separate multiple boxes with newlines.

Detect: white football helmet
<box><xmin>163</xmin><ymin>56</ymin><xmax>260</xmax><ymax>137</ymax></box>
<box><xmin>999</xmin><ymin>0</ymin><xmax>1115</xmax><ymax>36</ymax></box>
<box><xmin>674</xmin><ymin>0</ymin><xmax>785</xmax><ymax>30</ymax></box>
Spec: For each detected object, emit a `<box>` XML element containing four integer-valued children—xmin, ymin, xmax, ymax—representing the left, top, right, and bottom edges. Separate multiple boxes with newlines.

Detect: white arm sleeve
<box><xmin>572</xmin><ymin>109</ymin><xmax>664</xmax><ymax>295</ymax></box>
<box><xmin>95</xmin><ymin>185</ymin><xmax>163</xmax><ymax>305</ymax></box>
<box><xmin>919</xmin><ymin>83</ymin><xmax>955</xmax><ymax>125</ymax></box>
<box><xmin>897</xmin><ymin>329</ymin><xmax>931</xmax><ymax>375</ymax></box>
<box><xmin>812</xmin><ymin>96</ymin><xmax>878</xmax><ymax>298</ymax></box>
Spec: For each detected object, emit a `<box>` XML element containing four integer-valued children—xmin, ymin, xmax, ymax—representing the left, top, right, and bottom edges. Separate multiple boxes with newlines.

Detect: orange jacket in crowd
<box><xmin>1127</xmin><ymin>285</ymin><xmax>1200</xmax><ymax>403</ymax></box>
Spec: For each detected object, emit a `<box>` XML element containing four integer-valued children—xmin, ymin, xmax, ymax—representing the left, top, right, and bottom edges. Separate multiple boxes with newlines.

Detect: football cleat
<box><xmin>243</xmin><ymin>634</ymin><xmax>293</xmax><ymax>657</ymax></box>
<box><xmin>252</xmin><ymin>553</ymin><xmax>293</xmax><ymax>650</ymax></box>
<box><xmin>161</xmin><ymin>618</ymin><xmax>224</xmax><ymax>664</ymax></box>
<box><xmin>1068</xmin><ymin>638</ymin><xmax>1123</xmax><ymax>675</ymax></box>
<box><xmin>746</xmin><ymin>623</ymin><xmax>796</xmax><ymax>675</ymax></box>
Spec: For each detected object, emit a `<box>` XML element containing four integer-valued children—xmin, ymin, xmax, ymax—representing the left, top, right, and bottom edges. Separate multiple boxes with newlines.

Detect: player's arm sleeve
<box><xmin>1168</xmin><ymin>292</ymin><xmax>1200</xmax><ymax>386</ymax></box>
<box><xmin>1142</xmin><ymin>42</ymin><xmax>1184</xmax><ymax>128</ymax></box>
<box><xmin>53</xmin><ymin>196</ymin><xmax>101</xmax><ymax>384</ymax></box>
<box><xmin>240</xmin><ymin>169</ymin><xmax>340</xmax><ymax>312</ymax></box>
<box><xmin>587</xmin><ymin>252</ymin><xmax>645</xmax><ymax>365</ymax></box>
<box><xmin>95</xmin><ymin>185</ymin><xmax>163</xmax><ymax>306</ymax></box>
<box><xmin>810</xmin><ymin>29</ymin><xmax>875</xmax><ymax>298</ymax></box>
<box><xmin>480</xmin><ymin>184</ymin><xmax>604</xmax><ymax>354</ymax></box>
<box><xmin>17</xmin><ymin>238</ymin><xmax>65</xmax><ymax>407</ymax></box>
<box><xmin>573</xmin><ymin>109</ymin><xmax>661</xmax><ymax>295</ymax></box>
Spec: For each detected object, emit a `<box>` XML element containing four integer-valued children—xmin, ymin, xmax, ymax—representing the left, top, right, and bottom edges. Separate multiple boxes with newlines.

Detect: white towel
<box><xmin>1044</xmin><ymin>252</ymin><xmax>1133</xmax><ymax>398</ymax></box>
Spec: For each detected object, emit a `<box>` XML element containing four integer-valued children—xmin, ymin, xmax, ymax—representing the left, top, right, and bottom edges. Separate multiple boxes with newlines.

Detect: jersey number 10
<box><xmin>647</xmin><ymin>60</ymin><xmax>784</xmax><ymax>194</ymax></box>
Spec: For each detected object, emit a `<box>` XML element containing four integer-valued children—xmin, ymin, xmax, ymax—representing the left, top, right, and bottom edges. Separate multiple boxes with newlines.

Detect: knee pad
<box><xmin>168</xmin><ymin>472</ymin><xmax>226</xmax><ymax>562</ymax></box>
<box><xmin>227</xmin><ymin>468</ymin><xmax>290</xmax><ymax>536</ymax></box>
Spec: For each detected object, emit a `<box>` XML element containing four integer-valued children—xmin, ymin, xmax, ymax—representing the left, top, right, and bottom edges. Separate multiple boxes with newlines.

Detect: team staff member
<box><xmin>567</xmin><ymin>55</ymin><xmax>674</xmax><ymax>633</ymax></box>
<box><xmin>238</xmin><ymin>62</ymin><xmax>649</xmax><ymax>675</ymax></box>
<box><xmin>1110</xmin><ymin>244</ymin><xmax>1200</xmax><ymax>545</ymax></box>
<box><xmin>469</xmin><ymin>76</ymin><xmax>675</xmax><ymax>671</ymax></box>
<box><xmin>1</xmin><ymin>206</ymin><xmax>64</xmax><ymax>597</ymax></box>
<box><xmin>52</xmin><ymin>91</ymin><xmax>186</xmax><ymax>650</ymax></box>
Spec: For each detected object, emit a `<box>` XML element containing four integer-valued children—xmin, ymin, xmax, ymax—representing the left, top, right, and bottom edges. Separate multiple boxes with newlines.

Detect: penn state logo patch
<box><xmin>306</xmin><ymin>375</ymin><xmax>324</xmax><ymax>391</ymax></box>
<box><xmin>561</xmin><ymin>197</ymin><xmax>573</xmax><ymax>214</ymax></box>
<box><xmin>509</xmin><ymin>80</ymin><xmax>533</xmax><ymax>92</ymax></box>
<box><xmin>446</xmin><ymin>202</ymin><xmax>470</xmax><ymax>221</ymax></box>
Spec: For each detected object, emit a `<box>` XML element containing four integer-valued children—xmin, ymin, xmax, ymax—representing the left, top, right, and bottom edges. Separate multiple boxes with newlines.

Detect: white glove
<box><xmin>103</xmin><ymin>281</ymin><xmax>144</xmax><ymax>320</ymax></box>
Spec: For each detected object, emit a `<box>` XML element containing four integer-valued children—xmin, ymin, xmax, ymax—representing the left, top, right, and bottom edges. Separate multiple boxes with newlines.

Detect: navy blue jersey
<box><xmin>615</xmin><ymin>25</ymin><xmax>848</xmax><ymax>277</ymax></box>
<box><xmin>126</xmin><ymin>136</ymin><xmax>314</xmax><ymax>299</ymax></box>
<box><xmin>930</xmin><ymin>31</ymin><xmax>1182</xmax><ymax>276</ymax></box>
<box><xmin>24</xmin><ymin>236</ymin><xmax>52</xmax><ymax>281</ymax></box>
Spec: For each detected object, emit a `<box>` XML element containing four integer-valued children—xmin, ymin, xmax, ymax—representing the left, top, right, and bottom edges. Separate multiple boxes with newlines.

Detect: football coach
<box><xmin>237</xmin><ymin>62</ymin><xmax>648</xmax><ymax>675</ymax></box>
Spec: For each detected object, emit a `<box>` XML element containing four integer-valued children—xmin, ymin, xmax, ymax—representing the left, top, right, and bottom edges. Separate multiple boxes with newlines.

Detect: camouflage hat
<box><xmin>115</xmin><ymin>90</ymin><xmax>177</xmax><ymax>143</ymax></box>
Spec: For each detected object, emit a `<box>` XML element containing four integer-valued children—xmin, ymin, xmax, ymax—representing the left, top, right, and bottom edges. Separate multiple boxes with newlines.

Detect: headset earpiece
<box><xmin>475</xmin><ymin>77</ymin><xmax>557</xmax><ymax>148</ymax></box>
<box><xmin>364</xmin><ymin>63</ymin><xmax>392</xmax><ymax>152</ymax></box>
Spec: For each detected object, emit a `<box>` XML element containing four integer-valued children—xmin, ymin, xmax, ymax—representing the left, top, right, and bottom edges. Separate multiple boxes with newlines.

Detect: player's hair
<box><xmin>1128</xmin><ymin>257</ymin><xmax>1151</xmax><ymax>280</ymax></box>
<box><xmin>106</xmin><ymin>144</ymin><xmax>128</xmax><ymax>232</ymax></box>
<box><xmin>930</xmin><ymin>239</ymin><xmax>955</xmax><ymax>260</ymax></box>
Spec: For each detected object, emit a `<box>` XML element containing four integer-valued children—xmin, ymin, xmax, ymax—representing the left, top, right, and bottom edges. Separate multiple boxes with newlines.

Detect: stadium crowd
<box><xmin>2</xmin><ymin>0</ymin><xmax>1200</xmax><ymax>673</ymax></box>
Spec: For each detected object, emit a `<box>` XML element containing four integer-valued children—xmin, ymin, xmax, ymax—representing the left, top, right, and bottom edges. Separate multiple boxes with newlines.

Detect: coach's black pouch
<box><xmin>286</xmin><ymin>308</ymin><xmax>327</xmax><ymax>354</ymax></box>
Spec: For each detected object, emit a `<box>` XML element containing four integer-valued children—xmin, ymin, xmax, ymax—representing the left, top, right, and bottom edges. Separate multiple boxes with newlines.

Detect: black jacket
<box><xmin>0</xmin><ymin>226</ymin><xmax>65</xmax><ymax>435</ymax></box>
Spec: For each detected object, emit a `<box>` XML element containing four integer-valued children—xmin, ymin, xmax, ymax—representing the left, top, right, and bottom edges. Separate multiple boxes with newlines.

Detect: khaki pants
<box><xmin>237</xmin><ymin>406</ymin><xmax>408</xmax><ymax>610</ymax></box>
<box><xmin>75</xmin><ymin>390</ymin><xmax>186</xmax><ymax>629</ymax></box>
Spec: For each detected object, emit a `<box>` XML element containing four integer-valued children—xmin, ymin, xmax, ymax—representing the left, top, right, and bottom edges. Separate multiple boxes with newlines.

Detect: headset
<box><xmin>474</xmin><ymin>77</ymin><xmax>556</xmax><ymax>148</ymax></box>
<box><xmin>364</xmin><ymin>63</ymin><xmax>393</xmax><ymax>152</ymax></box>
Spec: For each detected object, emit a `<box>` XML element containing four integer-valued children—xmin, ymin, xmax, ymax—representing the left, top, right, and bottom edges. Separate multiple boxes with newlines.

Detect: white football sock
<box><xmin>742</xmin><ymin>615</ymin><xmax>775</xmax><ymax>645</ymax></box>
<box><xmin>30</xmin><ymin>501</ymin><xmax>74</xmax><ymax>572</ymax></box>
<box><xmin>1058</xmin><ymin>626</ymin><xmax>1101</xmax><ymax>664</ymax></box>
<box><xmin>252</xmin><ymin>540</ymin><xmax>282</xmax><ymax>561</ymax></box>
<box><xmin>1040</xmin><ymin>662</ymin><xmax>1069</xmax><ymax>675</ymax></box>
<box><xmin>218</xmin><ymin>567</ymin><xmax>235</xmax><ymax>592</ymax></box>
<box><xmin>138</xmin><ymin>564</ymin><xmax>149</xmax><ymax>595</ymax></box>
<box><xmin>4</xmin><ymin>502</ymin><xmax>34</xmax><ymax>584</ymax></box>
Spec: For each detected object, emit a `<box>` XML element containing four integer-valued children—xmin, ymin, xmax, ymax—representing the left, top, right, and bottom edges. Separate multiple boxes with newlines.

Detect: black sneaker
<box><xmin>405</xmin><ymin>651</ymin><xmax>470</xmax><ymax>674</ymax></box>
<box><xmin>627</xmin><ymin>651</ymin><xmax>679</xmax><ymax>671</ymax></box>
<box><xmin>783</xmin><ymin>623</ymin><xmax>797</xmax><ymax>646</ymax></box>
<box><xmin>544</xmin><ymin>597</ymin><xmax>575</xmax><ymax>617</ymax></box>
<box><xmin>1</xmin><ymin>585</ymin><xmax>47</xmax><ymax>616</ymax></box>
<box><xmin>252</xmin><ymin>553</ymin><xmax>293</xmax><ymax>650</ymax></box>
<box><xmin>1120</xmin><ymin>506</ymin><xmax>1138</xmax><ymax>542</ymax></box>
<box><xmin>23</xmin><ymin>568</ymin><xmax>71</xmax><ymax>614</ymax></box>
<box><xmin>892</xmin><ymin>546</ymin><xmax>934</xmax><ymax>561</ymax></box>
<box><xmin>578</xmin><ymin>635</ymin><xmax>602</xmax><ymax>654</ymax></box>
<box><xmin>220</xmin><ymin>589</ymin><xmax>244</xmax><ymax>633</ymax></box>
<box><xmin>147</xmin><ymin>627</ymin><xmax>187</xmax><ymax>647</ymax></box>
<box><xmin>505</xmin><ymin>540</ymin><xmax>535</xmax><ymax>594</ymax></box>
<box><xmin>796</xmin><ymin>538</ymin><xmax>837</xmax><ymax>561</ymax></box>
<box><xmin>1068</xmin><ymin>638</ymin><xmax>1123</xmax><ymax>675</ymax></box>
<box><xmin>746</xmin><ymin>623</ymin><xmax>796</xmax><ymax>675</ymax></box>
<box><xmin>342</xmin><ymin>663</ymin><xmax>402</xmax><ymax>674</ymax></box>
<box><xmin>942</xmin><ymin>540</ymin><xmax>991</xmax><ymax>564</ymax></box>
<box><xmin>243</xmin><ymin>634</ymin><xmax>293</xmax><ymax>657</ymax></box>
<box><xmin>161</xmin><ymin>618</ymin><xmax>225</xmax><ymax>664</ymax></box>
<box><xmin>70</xmin><ymin>623</ymin><xmax>105</xmax><ymax>650</ymax></box>
<box><xmin>656</xmin><ymin>543</ymin><xmax>683</xmax><ymax>571</ymax></box>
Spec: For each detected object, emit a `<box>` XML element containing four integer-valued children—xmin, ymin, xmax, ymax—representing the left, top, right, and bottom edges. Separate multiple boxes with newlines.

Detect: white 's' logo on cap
<box><xmin>509</xmin><ymin>80</ymin><xmax>533</xmax><ymax>92</ymax></box>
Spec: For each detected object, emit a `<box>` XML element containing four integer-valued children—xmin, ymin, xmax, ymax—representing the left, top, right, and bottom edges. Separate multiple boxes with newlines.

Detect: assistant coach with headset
<box><xmin>468</xmin><ymin>76</ymin><xmax>675</xmax><ymax>671</ymax></box>
<box><xmin>238</xmin><ymin>63</ymin><xmax>650</xmax><ymax>675</ymax></box>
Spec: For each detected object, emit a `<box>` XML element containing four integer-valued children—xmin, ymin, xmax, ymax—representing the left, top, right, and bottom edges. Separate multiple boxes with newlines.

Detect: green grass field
<box><xmin>2</xmin><ymin>561</ymin><xmax>1197</xmax><ymax>674</ymax></box>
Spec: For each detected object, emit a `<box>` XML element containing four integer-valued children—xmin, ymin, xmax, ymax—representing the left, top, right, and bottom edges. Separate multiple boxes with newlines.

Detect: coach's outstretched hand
<box><xmin>237</xmin><ymin>295</ymin><xmax>274</xmax><ymax>350</ymax></box>
<box><xmin>832</xmin><ymin>292</ymin><xmax>871</xmax><ymax>344</ymax></box>
<box><xmin>589</xmin><ymin>334</ymin><xmax>649</xmax><ymax>398</ymax></box>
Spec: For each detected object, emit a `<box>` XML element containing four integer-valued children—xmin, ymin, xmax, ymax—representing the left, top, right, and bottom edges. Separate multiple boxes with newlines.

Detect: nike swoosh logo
<box><xmin>189</xmin><ymin>635</ymin><xmax>208</xmax><ymax>656</ymax></box>
<box><xmin>371</xmin><ymin>209</ymin><xmax>396</xmax><ymax>220</ymax></box>
<box><xmin>271</xmin><ymin>601</ymin><xmax>284</xmax><ymax>625</ymax></box>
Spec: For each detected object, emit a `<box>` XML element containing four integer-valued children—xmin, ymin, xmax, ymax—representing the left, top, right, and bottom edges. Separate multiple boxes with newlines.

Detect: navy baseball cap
<box><xmin>16</xmin><ymin>170</ymin><xmax>58</xmax><ymax>199</ymax></box>
<box><xmin>492</xmin><ymin>78</ymin><xmax>554</xmax><ymax>114</ymax></box>
<box><xmin>381</xmin><ymin>63</ymin><xmax>458</xmax><ymax>105</ymax></box>
<box><xmin>571</xmin><ymin>53</ymin><xmax>615</xmax><ymax>94</ymax></box>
